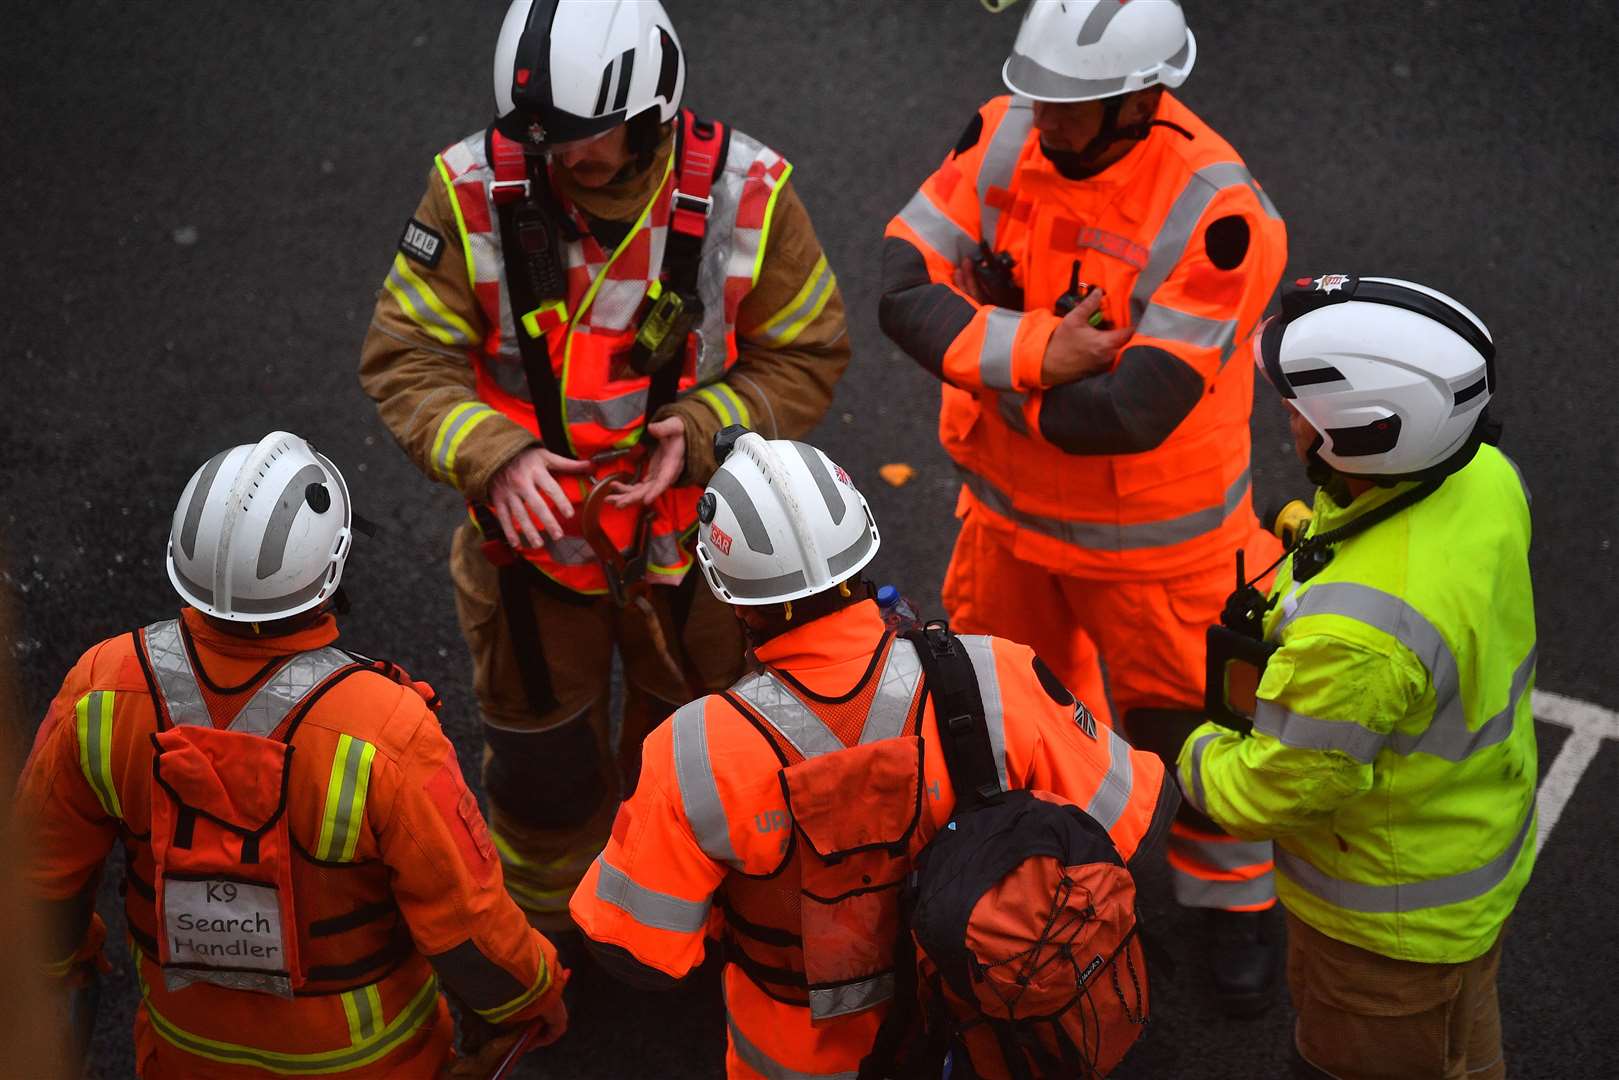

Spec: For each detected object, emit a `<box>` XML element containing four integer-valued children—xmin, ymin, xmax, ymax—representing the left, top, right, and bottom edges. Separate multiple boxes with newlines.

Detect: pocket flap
<box><xmin>152</xmin><ymin>726</ymin><xmax>291</xmax><ymax>833</ymax></box>
<box><xmin>782</xmin><ymin>736</ymin><xmax>923</xmax><ymax>860</ymax></box>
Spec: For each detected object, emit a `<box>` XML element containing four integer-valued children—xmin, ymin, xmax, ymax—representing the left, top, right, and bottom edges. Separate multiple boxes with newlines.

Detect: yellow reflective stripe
<box><xmin>340</xmin><ymin>983</ymin><xmax>385</xmax><ymax>1045</ymax></box>
<box><xmin>560</xmin><ymin>155</ymin><xmax>675</xmax><ymax>456</ymax></box>
<box><xmin>433</xmin><ymin>154</ymin><xmax>477</xmax><ymax>288</ymax></box>
<box><xmin>520</xmin><ymin>299</ymin><xmax>570</xmax><ymax>339</ymax></box>
<box><xmin>144</xmin><ymin>967</ymin><xmax>440</xmax><ymax>1074</ymax></box>
<box><xmin>750</xmin><ymin>161</ymin><xmax>795</xmax><ymax>285</ymax></box>
<box><xmin>75</xmin><ymin>691</ymin><xmax>122</xmax><ymax>819</ymax></box>
<box><xmin>315</xmin><ymin>735</ymin><xmax>377</xmax><ymax>862</ymax></box>
<box><xmin>716</xmin><ymin>383</ymin><xmax>750</xmax><ymax>429</ymax></box>
<box><xmin>430</xmin><ymin>402</ymin><xmax>498</xmax><ymax>485</ymax></box>
<box><xmin>385</xmin><ymin>254</ymin><xmax>478</xmax><ymax>346</ymax></box>
<box><xmin>753</xmin><ymin>253</ymin><xmax>831</xmax><ymax>343</ymax></box>
<box><xmin>475</xmin><ymin>958</ymin><xmax>552</xmax><ymax>1024</ymax></box>
<box><xmin>694</xmin><ymin>386</ymin><xmax>738</xmax><ymax>428</ymax></box>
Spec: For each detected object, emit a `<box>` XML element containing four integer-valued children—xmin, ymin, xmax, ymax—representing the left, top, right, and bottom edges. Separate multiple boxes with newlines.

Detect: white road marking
<box><xmin>1532</xmin><ymin>690</ymin><xmax>1619</xmax><ymax>857</ymax></box>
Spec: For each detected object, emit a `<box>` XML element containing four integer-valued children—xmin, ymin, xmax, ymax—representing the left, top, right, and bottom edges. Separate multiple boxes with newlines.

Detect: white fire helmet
<box><xmin>1003</xmin><ymin>0</ymin><xmax>1196</xmax><ymax>103</ymax></box>
<box><xmin>695</xmin><ymin>432</ymin><xmax>881</xmax><ymax>606</ymax></box>
<box><xmin>1256</xmin><ymin>275</ymin><xmax>1496</xmax><ymax>480</ymax></box>
<box><xmin>493</xmin><ymin>0</ymin><xmax>685</xmax><ymax>150</ymax></box>
<box><xmin>166</xmin><ymin>432</ymin><xmax>353</xmax><ymax>622</ymax></box>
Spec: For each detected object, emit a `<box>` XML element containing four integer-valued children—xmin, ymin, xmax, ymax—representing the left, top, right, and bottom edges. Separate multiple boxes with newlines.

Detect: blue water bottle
<box><xmin>877</xmin><ymin>584</ymin><xmax>919</xmax><ymax>633</ymax></box>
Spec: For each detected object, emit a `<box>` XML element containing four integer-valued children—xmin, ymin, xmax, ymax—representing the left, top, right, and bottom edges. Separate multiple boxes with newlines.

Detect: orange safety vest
<box><xmin>104</xmin><ymin>619</ymin><xmax>445</xmax><ymax>1075</ymax></box>
<box><xmin>901</xmin><ymin>93</ymin><xmax>1287</xmax><ymax>580</ymax></box>
<box><xmin>634</xmin><ymin>610</ymin><xmax>1167</xmax><ymax>1077</ymax></box>
<box><xmin>437</xmin><ymin>112</ymin><xmax>792</xmax><ymax>595</ymax></box>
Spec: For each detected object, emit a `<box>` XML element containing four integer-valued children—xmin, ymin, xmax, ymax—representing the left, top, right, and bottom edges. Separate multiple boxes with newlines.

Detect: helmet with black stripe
<box><xmin>1255</xmin><ymin>275</ymin><xmax>1496</xmax><ymax>482</ymax></box>
<box><xmin>695</xmin><ymin>429</ymin><xmax>881</xmax><ymax>606</ymax></box>
<box><xmin>492</xmin><ymin>0</ymin><xmax>685</xmax><ymax>152</ymax></box>
<box><xmin>166</xmin><ymin>432</ymin><xmax>353</xmax><ymax>622</ymax></box>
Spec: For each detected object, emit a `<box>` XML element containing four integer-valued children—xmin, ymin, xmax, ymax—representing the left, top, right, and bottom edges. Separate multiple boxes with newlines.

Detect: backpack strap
<box><xmin>904</xmin><ymin>622</ymin><xmax>1003</xmax><ymax>810</ymax></box>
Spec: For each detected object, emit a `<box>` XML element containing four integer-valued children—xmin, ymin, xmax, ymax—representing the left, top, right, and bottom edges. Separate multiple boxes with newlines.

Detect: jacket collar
<box><xmin>180</xmin><ymin>607</ymin><xmax>340</xmax><ymax>660</ymax></box>
<box><xmin>1308</xmin><ymin>477</ymin><xmax>1425</xmax><ymax>538</ymax></box>
<box><xmin>753</xmin><ymin>600</ymin><xmax>887</xmax><ymax>674</ymax></box>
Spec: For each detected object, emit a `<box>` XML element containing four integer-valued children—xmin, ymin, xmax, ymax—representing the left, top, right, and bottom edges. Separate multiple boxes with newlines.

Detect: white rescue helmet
<box><xmin>1256</xmin><ymin>275</ymin><xmax>1496</xmax><ymax>481</ymax></box>
<box><xmin>493</xmin><ymin>0</ymin><xmax>685</xmax><ymax>150</ymax></box>
<box><xmin>1003</xmin><ymin>0</ymin><xmax>1196</xmax><ymax>103</ymax></box>
<box><xmin>166</xmin><ymin>432</ymin><xmax>354</xmax><ymax>622</ymax></box>
<box><xmin>695</xmin><ymin>431</ymin><xmax>881</xmax><ymax>606</ymax></box>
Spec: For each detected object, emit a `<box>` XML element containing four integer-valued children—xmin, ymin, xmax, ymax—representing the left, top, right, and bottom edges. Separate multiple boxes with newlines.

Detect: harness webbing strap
<box><xmin>905</xmin><ymin>624</ymin><xmax>1000</xmax><ymax>808</ymax></box>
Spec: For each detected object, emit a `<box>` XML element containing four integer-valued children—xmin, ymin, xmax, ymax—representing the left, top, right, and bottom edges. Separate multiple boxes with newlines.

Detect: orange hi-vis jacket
<box><xmin>432</xmin><ymin>115</ymin><xmax>793</xmax><ymax>594</ymax></box>
<box><xmin>16</xmin><ymin>609</ymin><xmax>562</xmax><ymax>1079</ymax></box>
<box><xmin>570</xmin><ymin>601</ymin><xmax>1175</xmax><ymax>1079</ymax></box>
<box><xmin>883</xmin><ymin>93</ymin><xmax>1288</xmax><ymax>580</ymax></box>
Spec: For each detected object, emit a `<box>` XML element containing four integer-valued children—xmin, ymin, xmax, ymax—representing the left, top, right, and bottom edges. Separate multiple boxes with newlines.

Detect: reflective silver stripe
<box><xmin>979</xmin><ymin>308</ymin><xmax>1021</xmax><ymax>390</ymax></box>
<box><xmin>757</xmin><ymin>259</ymin><xmax>836</xmax><ymax>346</ymax></box>
<box><xmin>1136</xmin><ymin>303</ymin><xmax>1238</xmax><ymax>357</ymax></box>
<box><xmin>565</xmin><ymin>387</ymin><xmax>648</xmax><ymax>430</ymax></box>
<box><xmin>896</xmin><ymin>188</ymin><xmax>974</xmax><ymax>264</ymax></box>
<box><xmin>859</xmin><ymin>640</ymin><xmax>923</xmax><ymax>745</ymax></box>
<box><xmin>716</xmin><ymin>566</ymin><xmax>807</xmax><ymax>600</ymax></box>
<box><xmin>996</xmin><ymin>391</ymin><xmax>1028</xmax><ymax>434</ymax></box>
<box><xmin>726</xmin><ymin>992</ymin><xmax>858</xmax><ymax>1080</ymax></box>
<box><xmin>1502</xmin><ymin>451</ymin><xmax>1532</xmax><ymax>507</ymax></box>
<box><xmin>825</xmin><ymin>514</ymin><xmax>875</xmax><ymax>579</ymax></box>
<box><xmin>1391</xmin><ymin>644</ymin><xmax>1535</xmax><ymax>760</ymax></box>
<box><xmin>1084</xmin><ymin>724</ymin><xmax>1135</xmax><ymax>830</ymax></box>
<box><xmin>808</xmin><ymin>973</ymin><xmax>895</xmax><ymax>1020</ymax></box>
<box><xmin>707</xmin><ymin>467</ymin><xmax>774</xmax><ymax>555</ymax></box>
<box><xmin>256</xmin><ymin>464</ymin><xmax>327</xmax><ymax>579</ymax></box>
<box><xmin>1172</xmin><ymin>869</ymin><xmax>1276</xmax><ymax>909</ymax></box>
<box><xmin>231</xmin><ymin>648</ymin><xmax>353</xmax><ymax>737</ymax></box>
<box><xmin>1281</xmin><ymin>582</ymin><xmax>1474</xmax><ymax>760</ymax></box>
<box><xmin>647</xmin><ymin>532</ymin><xmax>685</xmax><ymax>571</ymax></box>
<box><xmin>179</xmin><ymin>449</ymin><xmax>231</xmax><ymax>560</ymax></box>
<box><xmin>592</xmin><ymin>854</ymin><xmax>711</xmax><ymax>933</ymax></box>
<box><xmin>977</xmin><ymin>97</ymin><xmax>1033</xmax><ymax>246</ymax></box>
<box><xmin>384</xmin><ymin>258</ymin><xmax>474</xmax><ymax>346</ymax></box>
<box><xmin>1076</xmin><ymin>0</ymin><xmax>1130</xmax><ymax>45</ymax></box>
<box><xmin>1168</xmin><ymin>832</ymin><xmax>1274</xmax><ymax>873</ymax></box>
<box><xmin>542</xmin><ymin>535</ymin><xmax>596</xmax><ymax>566</ymax></box>
<box><xmin>1179</xmin><ymin>731</ymin><xmax>1219</xmax><ymax>814</ymax></box>
<box><xmin>958</xmin><ymin>636</ymin><xmax>1009</xmax><ymax>791</ymax></box>
<box><xmin>143</xmin><ymin>620</ymin><xmax>210</xmax><ymax>727</ymax></box>
<box><xmin>959</xmin><ymin>463</ymin><xmax>1251</xmax><ymax>552</ymax></box>
<box><xmin>732</xmin><ymin>671</ymin><xmax>844</xmax><ymax>759</ymax></box>
<box><xmin>1275</xmin><ymin>807</ymin><xmax>1534</xmax><ymax>914</ymax></box>
<box><xmin>1004</xmin><ymin>50</ymin><xmax>1128</xmax><ymax>101</ymax></box>
<box><xmin>672</xmin><ymin>700</ymin><xmax>739</xmax><ymax>865</ymax></box>
<box><xmin>1130</xmin><ymin>161</ymin><xmax>1281</xmax><ymax>325</ymax></box>
<box><xmin>1252</xmin><ymin>700</ymin><xmax>1388</xmax><ymax>764</ymax></box>
<box><xmin>789</xmin><ymin>442</ymin><xmax>846</xmax><ymax>526</ymax></box>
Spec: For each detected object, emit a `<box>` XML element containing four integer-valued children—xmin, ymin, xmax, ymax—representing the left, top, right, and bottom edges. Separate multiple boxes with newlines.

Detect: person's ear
<box><xmin>1122</xmin><ymin>87</ymin><xmax>1164</xmax><ymax>125</ymax></box>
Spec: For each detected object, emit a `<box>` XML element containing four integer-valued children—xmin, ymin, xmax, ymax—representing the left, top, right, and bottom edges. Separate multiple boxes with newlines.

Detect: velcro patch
<box><xmin>398</xmin><ymin>217</ymin><xmax>444</xmax><ymax>269</ymax></box>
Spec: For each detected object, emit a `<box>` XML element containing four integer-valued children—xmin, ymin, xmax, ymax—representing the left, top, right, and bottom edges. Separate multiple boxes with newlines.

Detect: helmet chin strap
<box><xmin>1040</xmin><ymin>94</ymin><xmax>1192</xmax><ymax>180</ymax></box>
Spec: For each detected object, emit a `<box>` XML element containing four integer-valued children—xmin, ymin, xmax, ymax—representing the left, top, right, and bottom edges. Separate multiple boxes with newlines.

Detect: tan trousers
<box><xmin>450</xmin><ymin>523</ymin><xmax>746</xmax><ymax>930</ymax></box>
<box><xmin>1287</xmin><ymin>911</ymin><xmax>1506</xmax><ymax>1080</ymax></box>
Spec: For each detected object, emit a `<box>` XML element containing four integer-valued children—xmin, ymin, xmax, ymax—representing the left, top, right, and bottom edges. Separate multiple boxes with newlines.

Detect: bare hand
<box><xmin>1040</xmin><ymin>289</ymin><xmax>1133</xmax><ymax>386</ymax></box>
<box><xmin>608</xmin><ymin>417</ymin><xmax>687</xmax><ymax>508</ymax></box>
<box><xmin>953</xmin><ymin>257</ymin><xmax>988</xmax><ymax>303</ymax></box>
<box><xmin>488</xmin><ymin>447</ymin><xmax>595</xmax><ymax>548</ymax></box>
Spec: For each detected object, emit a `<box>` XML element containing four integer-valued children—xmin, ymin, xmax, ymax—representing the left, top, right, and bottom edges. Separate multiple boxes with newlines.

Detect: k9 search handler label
<box><xmin>164</xmin><ymin>877</ymin><xmax>286</xmax><ymax>969</ymax></box>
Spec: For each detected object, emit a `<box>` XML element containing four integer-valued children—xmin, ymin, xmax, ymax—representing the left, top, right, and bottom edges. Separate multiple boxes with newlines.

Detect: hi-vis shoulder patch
<box><xmin>399</xmin><ymin>217</ymin><xmax>444</xmax><ymax>269</ymax></box>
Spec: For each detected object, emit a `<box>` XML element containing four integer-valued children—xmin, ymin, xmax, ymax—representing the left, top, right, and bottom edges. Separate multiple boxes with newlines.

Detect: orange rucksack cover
<box><xmin>148</xmin><ymin>724</ymin><xmax>303</xmax><ymax>997</ymax></box>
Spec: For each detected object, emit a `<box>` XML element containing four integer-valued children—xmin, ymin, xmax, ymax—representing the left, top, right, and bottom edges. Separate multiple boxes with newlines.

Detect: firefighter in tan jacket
<box><xmin>358</xmin><ymin>0</ymin><xmax>849</xmax><ymax>950</ymax></box>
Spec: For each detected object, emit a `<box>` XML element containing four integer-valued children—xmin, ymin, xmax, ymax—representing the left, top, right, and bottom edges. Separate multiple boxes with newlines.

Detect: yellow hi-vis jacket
<box><xmin>1179</xmin><ymin>444</ymin><xmax>1537</xmax><ymax>963</ymax></box>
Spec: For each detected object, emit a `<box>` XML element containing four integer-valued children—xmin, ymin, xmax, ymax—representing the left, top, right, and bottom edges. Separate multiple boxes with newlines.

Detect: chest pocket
<box><xmin>781</xmin><ymin>735</ymin><xmax>925</xmax><ymax>1021</ymax></box>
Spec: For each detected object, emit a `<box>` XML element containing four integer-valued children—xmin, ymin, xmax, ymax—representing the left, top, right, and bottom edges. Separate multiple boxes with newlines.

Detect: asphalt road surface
<box><xmin>5</xmin><ymin>1</ymin><xmax>1617</xmax><ymax>1077</ymax></box>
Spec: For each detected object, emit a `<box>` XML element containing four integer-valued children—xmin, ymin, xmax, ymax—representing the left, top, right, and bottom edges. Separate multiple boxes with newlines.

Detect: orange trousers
<box><xmin>942</xmin><ymin>506</ymin><xmax>1279</xmax><ymax>911</ymax></box>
